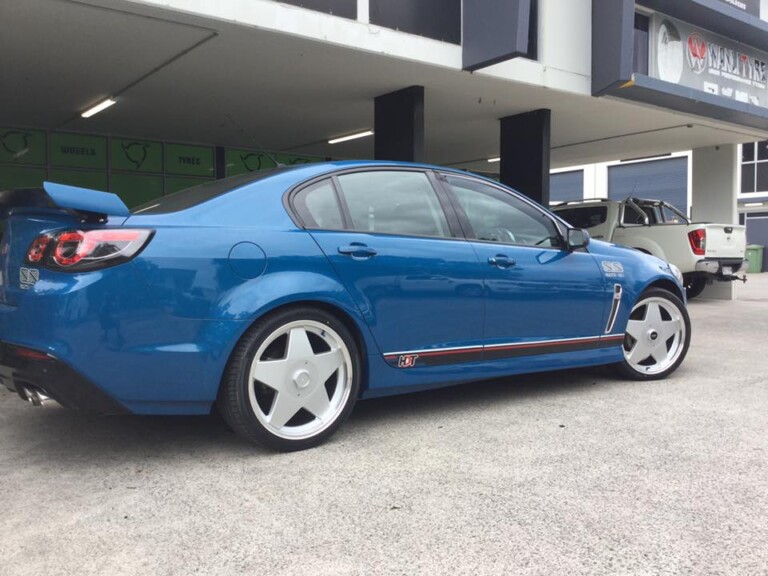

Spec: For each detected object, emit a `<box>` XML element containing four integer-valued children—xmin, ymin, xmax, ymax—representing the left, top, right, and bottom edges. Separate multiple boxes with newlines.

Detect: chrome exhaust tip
<box><xmin>22</xmin><ymin>387</ymin><xmax>50</xmax><ymax>407</ymax></box>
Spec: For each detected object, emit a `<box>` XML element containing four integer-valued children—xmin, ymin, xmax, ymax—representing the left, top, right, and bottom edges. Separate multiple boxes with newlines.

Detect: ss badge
<box><xmin>19</xmin><ymin>267</ymin><xmax>40</xmax><ymax>289</ymax></box>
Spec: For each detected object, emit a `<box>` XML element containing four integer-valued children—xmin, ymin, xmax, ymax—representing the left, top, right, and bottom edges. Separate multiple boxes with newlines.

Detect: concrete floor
<box><xmin>1</xmin><ymin>275</ymin><xmax>766</xmax><ymax>576</ymax></box>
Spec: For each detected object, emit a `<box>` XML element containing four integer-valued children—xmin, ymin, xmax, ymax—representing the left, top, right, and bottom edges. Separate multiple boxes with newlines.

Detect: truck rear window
<box><xmin>554</xmin><ymin>206</ymin><xmax>607</xmax><ymax>229</ymax></box>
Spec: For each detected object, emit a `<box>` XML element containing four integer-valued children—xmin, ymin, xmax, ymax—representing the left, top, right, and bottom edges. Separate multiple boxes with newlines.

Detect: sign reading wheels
<box><xmin>651</xmin><ymin>14</ymin><xmax>768</xmax><ymax>110</ymax></box>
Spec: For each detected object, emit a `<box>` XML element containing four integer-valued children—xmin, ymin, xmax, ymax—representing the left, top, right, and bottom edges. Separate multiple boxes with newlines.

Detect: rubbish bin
<box><xmin>745</xmin><ymin>245</ymin><xmax>764</xmax><ymax>273</ymax></box>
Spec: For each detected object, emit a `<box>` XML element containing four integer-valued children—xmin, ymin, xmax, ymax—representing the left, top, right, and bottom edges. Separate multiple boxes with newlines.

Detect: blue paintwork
<box><xmin>43</xmin><ymin>181</ymin><xmax>131</xmax><ymax>218</ymax></box>
<box><xmin>0</xmin><ymin>161</ymin><xmax>686</xmax><ymax>414</ymax></box>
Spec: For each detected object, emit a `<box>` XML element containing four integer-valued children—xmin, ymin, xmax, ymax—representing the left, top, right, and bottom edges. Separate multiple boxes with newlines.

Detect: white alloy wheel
<box><xmin>248</xmin><ymin>320</ymin><xmax>353</xmax><ymax>440</ymax></box>
<box><xmin>620</xmin><ymin>290</ymin><xmax>690</xmax><ymax>379</ymax></box>
<box><xmin>218</xmin><ymin>307</ymin><xmax>360</xmax><ymax>451</ymax></box>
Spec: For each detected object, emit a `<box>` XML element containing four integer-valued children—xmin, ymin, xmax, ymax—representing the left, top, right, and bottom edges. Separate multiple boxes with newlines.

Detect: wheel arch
<box><xmin>643</xmin><ymin>278</ymin><xmax>685</xmax><ymax>302</ymax></box>
<box><xmin>219</xmin><ymin>299</ymin><xmax>372</xmax><ymax>398</ymax></box>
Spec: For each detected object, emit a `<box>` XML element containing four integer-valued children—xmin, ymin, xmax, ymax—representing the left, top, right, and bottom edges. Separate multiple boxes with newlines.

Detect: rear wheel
<box><xmin>684</xmin><ymin>275</ymin><xmax>707</xmax><ymax>299</ymax></box>
<box><xmin>218</xmin><ymin>307</ymin><xmax>360</xmax><ymax>451</ymax></box>
<box><xmin>614</xmin><ymin>288</ymin><xmax>690</xmax><ymax>380</ymax></box>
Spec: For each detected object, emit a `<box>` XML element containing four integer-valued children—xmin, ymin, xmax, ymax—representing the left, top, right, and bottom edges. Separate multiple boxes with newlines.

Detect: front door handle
<box><xmin>338</xmin><ymin>243</ymin><xmax>377</xmax><ymax>259</ymax></box>
<box><xmin>488</xmin><ymin>254</ymin><xmax>516</xmax><ymax>269</ymax></box>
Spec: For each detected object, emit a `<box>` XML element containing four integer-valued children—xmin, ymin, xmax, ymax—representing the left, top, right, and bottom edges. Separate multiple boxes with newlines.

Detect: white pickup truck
<box><xmin>552</xmin><ymin>197</ymin><xmax>747</xmax><ymax>298</ymax></box>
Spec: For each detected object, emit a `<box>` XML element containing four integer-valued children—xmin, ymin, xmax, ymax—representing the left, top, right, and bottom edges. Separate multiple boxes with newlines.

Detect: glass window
<box><xmin>742</xmin><ymin>142</ymin><xmax>755</xmax><ymax>163</ymax></box>
<box><xmin>293</xmin><ymin>179</ymin><xmax>344</xmax><ymax>229</ymax></box>
<box><xmin>336</xmin><ymin>171</ymin><xmax>451</xmax><ymax>238</ymax></box>
<box><xmin>444</xmin><ymin>175</ymin><xmax>561</xmax><ymax>248</ymax></box>
<box><xmin>758</xmin><ymin>140</ymin><xmax>768</xmax><ymax>161</ymax></box>
<box><xmin>741</xmin><ymin>164</ymin><xmax>756</xmax><ymax>194</ymax></box>
<box><xmin>622</xmin><ymin>205</ymin><xmax>647</xmax><ymax>225</ymax></box>
<box><xmin>757</xmin><ymin>162</ymin><xmax>768</xmax><ymax>192</ymax></box>
<box><xmin>553</xmin><ymin>206</ymin><xmax>607</xmax><ymax>230</ymax></box>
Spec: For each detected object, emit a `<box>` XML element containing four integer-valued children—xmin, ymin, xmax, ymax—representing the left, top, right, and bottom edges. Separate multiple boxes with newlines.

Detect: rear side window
<box><xmin>132</xmin><ymin>167</ymin><xmax>295</xmax><ymax>214</ymax></box>
<box><xmin>293</xmin><ymin>179</ymin><xmax>344</xmax><ymax>229</ymax></box>
<box><xmin>336</xmin><ymin>171</ymin><xmax>451</xmax><ymax>238</ymax></box>
<box><xmin>554</xmin><ymin>206</ymin><xmax>607</xmax><ymax>229</ymax></box>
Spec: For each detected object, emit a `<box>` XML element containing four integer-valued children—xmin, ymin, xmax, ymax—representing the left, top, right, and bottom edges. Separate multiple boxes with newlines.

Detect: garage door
<box><xmin>608</xmin><ymin>157</ymin><xmax>688</xmax><ymax>215</ymax></box>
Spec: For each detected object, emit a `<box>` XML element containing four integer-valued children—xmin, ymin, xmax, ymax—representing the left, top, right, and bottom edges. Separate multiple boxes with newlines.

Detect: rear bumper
<box><xmin>0</xmin><ymin>341</ymin><xmax>129</xmax><ymax>414</ymax></box>
<box><xmin>694</xmin><ymin>258</ymin><xmax>747</xmax><ymax>277</ymax></box>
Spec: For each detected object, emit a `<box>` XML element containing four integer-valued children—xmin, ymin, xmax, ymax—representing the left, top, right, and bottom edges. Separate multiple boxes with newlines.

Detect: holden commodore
<box><xmin>0</xmin><ymin>162</ymin><xmax>690</xmax><ymax>451</ymax></box>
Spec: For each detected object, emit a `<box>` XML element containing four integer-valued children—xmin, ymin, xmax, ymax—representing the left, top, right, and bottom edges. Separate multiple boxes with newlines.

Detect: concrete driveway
<box><xmin>1</xmin><ymin>276</ymin><xmax>767</xmax><ymax>576</ymax></box>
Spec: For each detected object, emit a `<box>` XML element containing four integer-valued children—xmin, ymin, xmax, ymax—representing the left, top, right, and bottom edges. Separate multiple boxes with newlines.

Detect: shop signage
<box><xmin>651</xmin><ymin>14</ymin><xmax>768</xmax><ymax>109</ymax></box>
<box><xmin>165</xmin><ymin>143</ymin><xmax>214</xmax><ymax>177</ymax></box>
<box><xmin>0</xmin><ymin>128</ymin><xmax>46</xmax><ymax>165</ymax></box>
<box><xmin>50</xmin><ymin>133</ymin><xmax>107</xmax><ymax>170</ymax></box>
<box><xmin>111</xmin><ymin>138</ymin><xmax>163</xmax><ymax>173</ymax></box>
<box><xmin>714</xmin><ymin>0</ymin><xmax>760</xmax><ymax>17</ymax></box>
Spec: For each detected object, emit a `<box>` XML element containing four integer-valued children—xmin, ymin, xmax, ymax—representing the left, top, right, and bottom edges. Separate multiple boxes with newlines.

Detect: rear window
<box><xmin>554</xmin><ymin>206</ymin><xmax>607</xmax><ymax>229</ymax></box>
<box><xmin>131</xmin><ymin>167</ymin><xmax>296</xmax><ymax>215</ymax></box>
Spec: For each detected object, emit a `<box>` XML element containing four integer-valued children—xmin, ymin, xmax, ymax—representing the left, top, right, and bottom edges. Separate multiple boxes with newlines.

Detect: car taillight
<box><xmin>25</xmin><ymin>229</ymin><xmax>153</xmax><ymax>271</ymax></box>
<box><xmin>688</xmin><ymin>228</ymin><xmax>706</xmax><ymax>256</ymax></box>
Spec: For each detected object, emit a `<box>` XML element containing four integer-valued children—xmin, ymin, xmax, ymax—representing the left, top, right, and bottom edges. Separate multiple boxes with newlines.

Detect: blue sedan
<box><xmin>0</xmin><ymin>161</ymin><xmax>690</xmax><ymax>451</ymax></box>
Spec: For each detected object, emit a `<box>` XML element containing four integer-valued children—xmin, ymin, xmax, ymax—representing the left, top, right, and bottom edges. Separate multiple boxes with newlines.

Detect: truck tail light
<box><xmin>688</xmin><ymin>228</ymin><xmax>706</xmax><ymax>256</ymax></box>
<box><xmin>26</xmin><ymin>229</ymin><xmax>153</xmax><ymax>271</ymax></box>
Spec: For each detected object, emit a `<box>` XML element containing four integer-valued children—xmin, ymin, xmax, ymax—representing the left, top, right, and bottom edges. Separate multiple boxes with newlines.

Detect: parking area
<box><xmin>1</xmin><ymin>276</ymin><xmax>767</xmax><ymax>576</ymax></box>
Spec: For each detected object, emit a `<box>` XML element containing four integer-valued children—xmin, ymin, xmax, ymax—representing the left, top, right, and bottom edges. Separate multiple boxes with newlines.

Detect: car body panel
<box><xmin>0</xmin><ymin>161</ymin><xmax>687</xmax><ymax>416</ymax></box>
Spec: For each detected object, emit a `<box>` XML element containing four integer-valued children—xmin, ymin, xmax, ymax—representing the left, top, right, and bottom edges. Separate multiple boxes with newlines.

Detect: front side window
<box><xmin>444</xmin><ymin>175</ymin><xmax>561</xmax><ymax>248</ymax></box>
<box><xmin>336</xmin><ymin>171</ymin><xmax>451</xmax><ymax>238</ymax></box>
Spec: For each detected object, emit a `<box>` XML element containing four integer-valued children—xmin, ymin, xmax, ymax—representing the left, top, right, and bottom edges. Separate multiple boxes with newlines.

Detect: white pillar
<box><xmin>691</xmin><ymin>145</ymin><xmax>739</xmax><ymax>300</ymax></box>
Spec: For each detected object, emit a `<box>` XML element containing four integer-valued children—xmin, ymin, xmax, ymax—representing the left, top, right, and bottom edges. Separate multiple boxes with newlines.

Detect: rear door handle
<box><xmin>338</xmin><ymin>243</ymin><xmax>377</xmax><ymax>259</ymax></box>
<box><xmin>488</xmin><ymin>254</ymin><xmax>516</xmax><ymax>269</ymax></box>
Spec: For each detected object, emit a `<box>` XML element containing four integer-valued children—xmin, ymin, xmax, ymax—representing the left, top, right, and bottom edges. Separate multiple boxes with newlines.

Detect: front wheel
<box><xmin>613</xmin><ymin>288</ymin><xmax>691</xmax><ymax>381</ymax></box>
<box><xmin>218</xmin><ymin>307</ymin><xmax>361</xmax><ymax>451</ymax></box>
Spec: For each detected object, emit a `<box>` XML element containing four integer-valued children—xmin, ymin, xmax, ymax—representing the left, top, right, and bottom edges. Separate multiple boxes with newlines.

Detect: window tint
<box><xmin>554</xmin><ymin>206</ymin><xmax>607</xmax><ymax>229</ymax></box>
<box><xmin>445</xmin><ymin>175</ymin><xmax>561</xmax><ymax>247</ymax></box>
<box><xmin>293</xmin><ymin>179</ymin><xmax>344</xmax><ymax>229</ymax></box>
<box><xmin>622</xmin><ymin>205</ymin><xmax>647</xmax><ymax>225</ymax></box>
<box><xmin>132</xmin><ymin>167</ymin><xmax>296</xmax><ymax>214</ymax></box>
<box><xmin>336</xmin><ymin>171</ymin><xmax>450</xmax><ymax>238</ymax></box>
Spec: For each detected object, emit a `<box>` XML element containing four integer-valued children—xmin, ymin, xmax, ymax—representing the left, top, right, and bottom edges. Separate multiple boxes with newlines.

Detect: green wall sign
<box><xmin>166</xmin><ymin>143</ymin><xmax>214</xmax><ymax>177</ymax></box>
<box><xmin>225</xmin><ymin>148</ymin><xmax>321</xmax><ymax>177</ymax></box>
<box><xmin>111</xmin><ymin>138</ymin><xmax>163</xmax><ymax>173</ymax></box>
<box><xmin>50</xmin><ymin>133</ymin><xmax>107</xmax><ymax>170</ymax></box>
<box><xmin>0</xmin><ymin>128</ymin><xmax>46</xmax><ymax>165</ymax></box>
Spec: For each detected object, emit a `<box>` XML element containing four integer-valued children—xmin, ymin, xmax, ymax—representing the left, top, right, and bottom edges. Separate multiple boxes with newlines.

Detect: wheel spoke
<box><xmin>628</xmin><ymin>340</ymin><xmax>651</xmax><ymax>364</ymax></box>
<box><xmin>302</xmin><ymin>387</ymin><xmax>331</xmax><ymax>420</ymax></box>
<box><xmin>649</xmin><ymin>346</ymin><xmax>669</xmax><ymax>365</ymax></box>
<box><xmin>286</xmin><ymin>327</ymin><xmax>315</xmax><ymax>361</ymax></box>
<box><xmin>313</xmin><ymin>348</ymin><xmax>344</xmax><ymax>384</ymax></box>
<box><xmin>267</xmin><ymin>393</ymin><xmax>300</xmax><ymax>428</ymax></box>
<box><xmin>252</xmin><ymin>359</ymin><xmax>290</xmax><ymax>392</ymax></box>
<box><xmin>645</xmin><ymin>302</ymin><xmax>663</xmax><ymax>326</ymax></box>
<box><xmin>661</xmin><ymin>318</ymin><xmax>683</xmax><ymax>342</ymax></box>
<box><xmin>625</xmin><ymin>319</ymin><xmax>645</xmax><ymax>341</ymax></box>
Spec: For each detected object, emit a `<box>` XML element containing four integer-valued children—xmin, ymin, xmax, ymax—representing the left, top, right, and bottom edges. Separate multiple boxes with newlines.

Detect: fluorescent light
<box><xmin>744</xmin><ymin>202</ymin><xmax>764</xmax><ymax>207</ymax></box>
<box><xmin>328</xmin><ymin>130</ymin><xmax>373</xmax><ymax>144</ymax></box>
<box><xmin>487</xmin><ymin>157</ymin><xmax>501</xmax><ymax>163</ymax></box>
<box><xmin>81</xmin><ymin>98</ymin><xmax>117</xmax><ymax>118</ymax></box>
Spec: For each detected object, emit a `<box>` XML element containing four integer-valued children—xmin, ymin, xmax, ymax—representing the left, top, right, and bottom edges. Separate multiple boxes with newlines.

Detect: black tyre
<box><xmin>684</xmin><ymin>276</ymin><xmax>707</xmax><ymax>299</ymax></box>
<box><xmin>218</xmin><ymin>307</ymin><xmax>361</xmax><ymax>452</ymax></box>
<box><xmin>613</xmin><ymin>288</ymin><xmax>691</xmax><ymax>381</ymax></box>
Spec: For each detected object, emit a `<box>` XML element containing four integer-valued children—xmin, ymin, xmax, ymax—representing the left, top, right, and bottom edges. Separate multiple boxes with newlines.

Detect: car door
<box><xmin>438</xmin><ymin>173</ymin><xmax>613</xmax><ymax>359</ymax></box>
<box><xmin>293</xmin><ymin>170</ymin><xmax>484</xmax><ymax>366</ymax></box>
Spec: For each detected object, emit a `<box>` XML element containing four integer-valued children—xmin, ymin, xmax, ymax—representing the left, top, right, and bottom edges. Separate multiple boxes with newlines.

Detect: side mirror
<box><xmin>567</xmin><ymin>228</ymin><xmax>590</xmax><ymax>250</ymax></box>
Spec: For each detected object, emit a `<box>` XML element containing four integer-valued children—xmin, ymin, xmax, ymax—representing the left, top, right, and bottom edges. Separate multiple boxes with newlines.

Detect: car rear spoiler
<box><xmin>0</xmin><ymin>182</ymin><xmax>131</xmax><ymax>221</ymax></box>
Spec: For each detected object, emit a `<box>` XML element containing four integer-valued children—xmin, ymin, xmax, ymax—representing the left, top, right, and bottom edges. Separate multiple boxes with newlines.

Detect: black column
<box><xmin>374</xmin><ymin>86</ymin><xmax>425</xmax><ymax>162</ymax></box>
<box><xmin>500</xmin><ymin>109</ymin><xmax>551</xmax><ymax>205</ymax></box>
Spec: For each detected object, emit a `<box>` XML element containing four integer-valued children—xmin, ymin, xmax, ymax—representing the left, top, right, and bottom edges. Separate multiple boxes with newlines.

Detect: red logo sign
<box><xmin>687</xmin><ymin>33</ymin><xmax>708</xmax><ymax>74</ymax></box>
